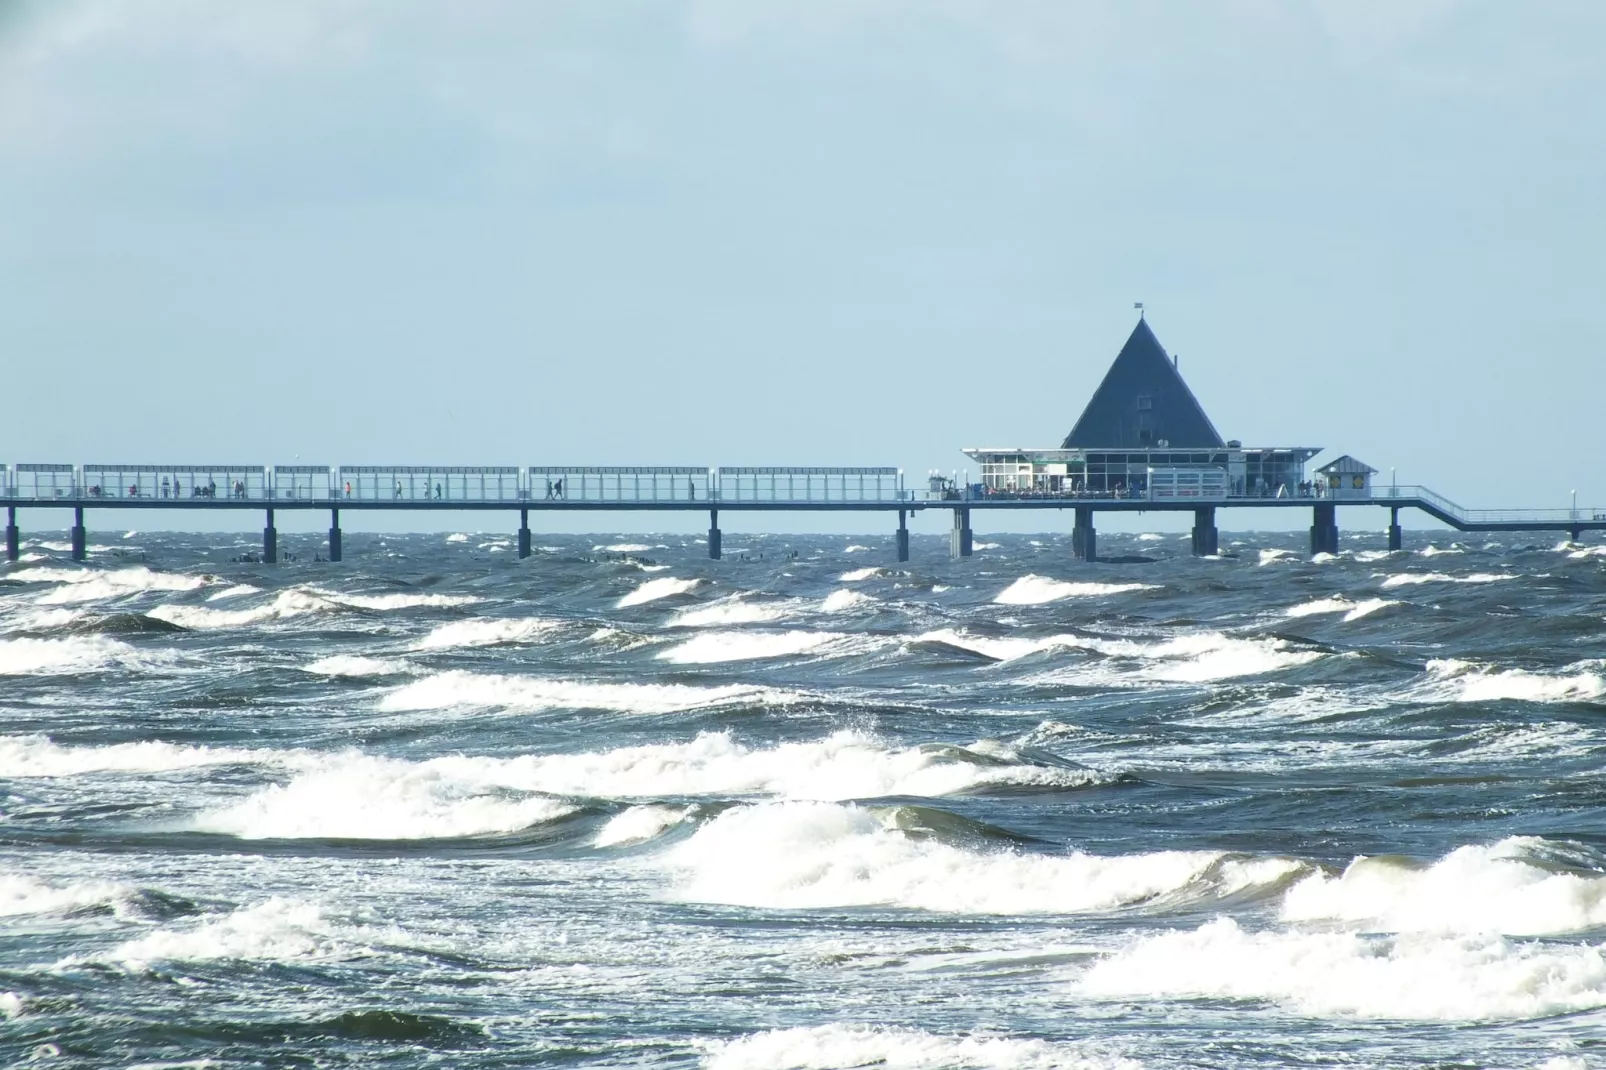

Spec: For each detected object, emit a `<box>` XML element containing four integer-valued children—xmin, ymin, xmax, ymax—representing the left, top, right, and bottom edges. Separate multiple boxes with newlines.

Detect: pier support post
<box><xmin>71</xmin><ymin>507</ymin><xmax>86</xmax><ymax>561</ymax></box>
<box><xmin>1387</xmin><ymin>507</ymin><xmax>1401</xmax><ymax>553</ymax></box>
<box><xmin>1310</xmin><ymin>503</ymin><xmax>1339</xmax><ymax>556</ymax></box>
<box><xmin>263</xmin><ymin>509</ymin><xmax>277</xmax><ymax>564</ymax></box>
<box><xmin>329</xmin><ymin>509</ymin><xmax>342</xmax><ymax>562</ymax></box>
<box><xmin>1191</xmin><ymin>507</ymin><xmax>1218</xmax><ymax>557</ymax></box>
<box><xmin>949</xmin><ymin>508</ymin><xmax>972</xmax><ymax>559</ymax></box>
<box><xmin>5</xmin><ymin>507</ymin><xmax>17</xmax><ymax>563</ymax></box>
<box><xmin>708</xmin><ymin>510</ymin><xmax>722</xmax><ymax>560</ymax></box>
<box><xmin>1073</xmin><ymin>507</ymin><xmax>1097</xmax><ymax>562</ymax></box>
<box><xmin>518</xmin><ymin>508</ymin><xmax>532</xmax><ymax>559</ymax></box>
<box><xmin>896</xmin><ymin>509</ymin><xmax>909</xmax><ymax>563</ymax></box>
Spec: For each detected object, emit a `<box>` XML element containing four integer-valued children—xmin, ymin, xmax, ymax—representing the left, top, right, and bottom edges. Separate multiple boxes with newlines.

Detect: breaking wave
<box><xmin>1424</xmin><ymin>659</ymin><xmax>1605</xmax><ymax>704</ymax></box>
<box><xmin>819</xmin><ymin>589</ymin><xmax>874</xmax><ymax>613</ymax></box>
<box><xmin>656</xmin><ymin>630</ymin><xmax>858</xmax><ymax>665</ymax></box>
<box><xmin>618</xmin><ymin>577</ymin><xmax>702</xmax><ymax>608</ymax></box>
<box><xmin>146</xmin><ymin>589</ymin><xmax>335</xmax><ymax>630</ymax></box>
<box><xmin>303</xmin><ymin>655</ymin><xmax>415</xmax><ymax>677</ymax></box>
<box><xmin>379</xmin><ymin>670</ymin><xmax>796</xmax><ymax>715</ymax></box>
<box><xmin>0</xmin><ymin>635</ymin><xmax>157</xmax><ymax>676</ymax></box>
<box><xmin>667</xmin><ymin>598</ymin><xmax>787</xmax><ymax>628</ymax></box>
<box><xmin>702</xmin><ymin>1024</ymin><xmax>1140</xmax><ymax>1070</ymax></box>
<box><xmin>30</xmin><ymin>567</ymin><xmax>210</xmax><ymax>606</ymax></box>
<box><xmin>665</xmin><ymin>801</ymin><xmax>1302</xmax><ymax>913</ymax></box>
<box><xmin>1380</xmin><ymin>571</ymin><xmax>1514</xmax><ymax>588</ymax></box>
<box><xmin>993</xmin><ymin>575</ymin><xmax>1155</xmax><ymax>605</ymax></box>
<box><xmin>1282</xmin><ymin>838</ymin><xmax>1606</xmax><ymax>936</ymax></box>
<box><xmin>0</xmin><ymin>734</ymin><xmax>282</xmax><ymax>777</ymax></box>
<box><xmin>412</xmin><ymin>617</ymin><xmax>561</xmax><ymax>650</ymax></box>
<box><xmin>838</xmin><ymin>567</ymin><xmax>883</xmax><ymax>582</ymax></box>
<box><xmin>1080</xmin><ymin>917</ymin><xmax>1606</xmax><ymax>1021</ymax></box>
<box><xmin>1285</xmin><ymin>596</ymin><xmax>1398</xmax><ymax>621</ymax></box>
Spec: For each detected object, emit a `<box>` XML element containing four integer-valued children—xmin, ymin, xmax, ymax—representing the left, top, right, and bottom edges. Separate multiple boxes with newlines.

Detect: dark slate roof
<box><xmin>1061</xmin><ymin>319</ymin><xmax>1225</xmax><ymax>449</ymax></box>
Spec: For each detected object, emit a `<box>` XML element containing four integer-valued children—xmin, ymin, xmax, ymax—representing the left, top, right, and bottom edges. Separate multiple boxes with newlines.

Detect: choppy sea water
<box><xmin>2</xmin><ymin>527</ymin><xmax>1605</xmax><ymax>1069</ymax></box>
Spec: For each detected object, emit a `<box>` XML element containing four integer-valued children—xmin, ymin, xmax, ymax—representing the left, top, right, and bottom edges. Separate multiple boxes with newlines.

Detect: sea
<box><xmin>2</xmin><ymin>527</ymin><xmax>1604</xmax><ymax>1069</ymax></box>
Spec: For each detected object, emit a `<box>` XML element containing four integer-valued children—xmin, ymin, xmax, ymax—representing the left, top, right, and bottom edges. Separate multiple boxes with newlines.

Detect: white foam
<box><xmin>446</xmin><ymin>533</ymin><xmax>469</xmax><ymax>543</ymax></box>
<box><xmin>819</xmin><ymin>589</ymin><xmax>874</xmax><ymax>613</ymax></box>
<box><xmin>412</xmin><ymin>617</ymin><xmax>560</xmax><ymax>650</ymax></box>
<box><xmin>1136</xmin><ymin>533</ymin><xmax>1163</xmax><ymax>542</ymax></box>
<box><xmin>0</xmin><ymin>635</ymin><xmax>152</xmax><ymax>676</ymax></box>
<box><xmin>196</xmin><ymin>754</ymin><xmax>577</xmax><ymax>839</ymax></box>
<box><xmin>0</xmin><ymin>873</ymin><xmax>136</xmax><ymax>918</ymax></box>
<box><xmin>1380</xmin><ymin>571</ymin><xmax>1514</xmax><ymax>588</ymax></box>
<box><xmin>1425</xmin><ymin>659</ymin><xmax>1606</xmax><ymax>703</ymax></box>
<box><xmin>1420</xmin><ymin>544</ymin><xmax>1464</xmax><ymax>556</ymax></box>
<box><xmin>1282</xmin><ymin>838</ymin><xmax>1606</xmax><ymax>936</ymax></box>
<box><xmin>1258</xmin><ymin>548</ymin><xmax>1297</xmax><ymax>565</ymax></box>
<box><xmin>147</xmin><ymin>589</ymin><xmax>335</xmax><ymax>630</ymax></box>
<box><xmin>1285</xmin><ymin>596</ymin><xmax>1398</xmax><ymax>622</ymax></box>
<box><xmin>32</xmin><ymin>567</ymin><xmax>209</xmax><ymax>605</ymax></box>
<box><xmin>0</xmin><ymin>992</ymin><xmax>21</xmax><ymax>1019</ymax></box>
<box><xmin>379</xmin><ymin>670</ymin><xmax>795</xmax><ymax>715</ymax></box>
<box><xmin>595</xmin><ymin>805</ymin><xmax>694</xmax><ymax>847</ymax></box>
<box><xmin>1080</xmin><ymin>916</ymin><xmax>1606</xmax><ymax>1021</ymax></box>
<box><xmin>1355</xmin><ymin>549</ymin><xmax>1393</xmax><ymax>562</ymax></box>
<box><xmin>702</xmin><ymin>1024</ymin><xmax>1139</xmax><ymax>1070</ymax></box>
<box><xmin>206</xmin><ymin>584</ymin><xmax>260</xmax><ymax>601</ymax></box>
<box><xmin>913</xmin><ymin>629</ymin><xmax>1082</xmax><ymax>663</ymax></box>
<box><xmin>596</xmin><ymin>543</ymin><xmax>654</xmax><ymax>553</ymax></box>
<box><xmin>315</xmin><ymin>589</ymin><xmax>480</xmax><ymax>611</ymax></box>
<box><xmin>843</xmin><ymin>545</ymin><xmax>873</xmax><ymax>553</ymax></box>
<box><xmin>668</xmin><ymin>599</ymin><xmax>786</xmax><ymax>628</ymax></box>
<box><xmin>1018</xmin><ymin>631</ymin><xmax>1324</xmax><ymax>685</ymax></box>
<box><xmin>656</xmin><ymin>630</ymin><xmax>854</xmax><ymax>664</ymax></box>
<box><xmin>302</xmin><ymin>655</ymin><xmax>414</xmax><ymax>677</ymax></box>
<box><xmin>0</xmin><ymin>734</ymin><xmax>283</xmax><ymax>777</ymax></box>
<box><xmin>618</xmin><ymin>576</ymin><xmax>702</xmax><ymax>607</ymax></box>
<box><xmin>2</xmin><ymin>607</ymin><xmax>84</xmax><ymax>631</ymax></box>
<box><xmin>1310</xmin><ymin>552</ymin><xmax>1338</xmax><ymax>564</ymax></box>
<box><xmin>971</xmin><ymin>541</ymin><xmax>1002</xmax><ymax>550</ymax></box>
<box><xmin>666</xmin><ymin>801</ymin><xmax>1301</xmax><ymax>913</ymax></box>
<box><xmin>839</xmin><ymin>567</ymin><xmax>883</xmax><ymax>582</ymax></box>
<box><xmin>993</xmin><ymin>575</ymin><xmax>1155</xmax><ymax>605</ymax></box>
<box><xmin>91</xmin><ymin>898</ymin><xmax>375</xmax><ymax>970</ymax></box>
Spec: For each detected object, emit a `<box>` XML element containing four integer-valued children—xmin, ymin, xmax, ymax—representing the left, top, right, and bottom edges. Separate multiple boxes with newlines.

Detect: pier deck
<box><xmin>3</xmin><ymin>464</ymin><xmax>1601</xmax><ymax>564</ymax></box>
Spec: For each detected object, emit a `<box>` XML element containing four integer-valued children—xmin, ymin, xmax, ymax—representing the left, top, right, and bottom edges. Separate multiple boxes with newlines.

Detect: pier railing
<box><xmin>336</xmin><ymin>466</ymin><xmax>523</xmax><ymax>502</ymax></box>
<box><xmin>1370</xmin><ymin>484</ymin><xmax>1606</xmax><ymax>526</ymax></box>
<box><xmin>528</xmin><ymin>467</ymin><xmax>709</xmax><ymax>502</ymax></box>
<box><xmin>714</xmin><ymin>467</ymin><xmax>903</xmax><ymax>502</ymax></box>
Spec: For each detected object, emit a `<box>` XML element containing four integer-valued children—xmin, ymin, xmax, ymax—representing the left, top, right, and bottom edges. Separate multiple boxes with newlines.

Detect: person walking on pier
<box><xmin>688</xmin><ymin>477</ymin><xmax>696</xmax><ymax>501</ymax></box>
<box><xmin>394</xmin><ymin>480</ymin><xmax>403</xmax><ymax>499</ymax></box>
<box><xmin>554</xmin><ymin>478</ymin><xmax>564</xmax><ymax>500</ymax></box>
<box><xmin>544</xmin><ymin>478</ymin><xmax>553</xmax><ymax>500</ymax></box>
<box><xmin>161</xmin><ymin>477</ymin><xmax>170</xmax><ymax>499</ymax></box>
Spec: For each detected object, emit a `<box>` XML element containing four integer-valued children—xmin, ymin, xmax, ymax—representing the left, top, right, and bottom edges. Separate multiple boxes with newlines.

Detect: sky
<box><xmin>2</xmin><ymin>0</ymin><xmax>1603</xmax><ymax>535</ymax></box>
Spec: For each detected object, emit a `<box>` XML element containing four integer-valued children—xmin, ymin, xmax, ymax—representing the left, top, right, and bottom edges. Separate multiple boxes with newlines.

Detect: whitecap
<box><xmin>665</xmin><ymin>801</ymin><xmax>1302</xmax><ymax>913</ymax></box>
<box><xmin>446</xmin><ymin>533</ymin><xmax>469</xmax><ymax>543</ymax></box>
<box><xmin>1282</xmin><ymin>837</ymin><xmax>1606</xmax><ymax>936</ymax></box>
<box><xmin>0</xmin><ymin>635</ymin><xmax>154</xmax><ymax>676</ymax></box>
<box><xmin>0</xmin><ymin>734</ymin><xmax>285</xmax><ymax>777</ymax></box>
<box><xmin>1381</xmin><ymin>572</ymin><xmax>1514</xmax><ymax>588</ymax></box>
<box><xmin>206</xmin><ymin>584</ymin><xmax>260</xmax><ymax>601</ymax></box>
<box><xmin>1258</xmin><ymin>548</ymin><xmax>1297</xmax><ymax>565</ymax></box>
<box><xmin>412</xmin><ymin>617</ymin><xmax>560</xmax><ymax>650</ymax></box>
<box><xmin>195</xmin><ymin>754</ymin><xmax>577</xmax><ymax>840</ymax></box>
<box><xmin>702</xmin><ymin>1024</ymin><xmax>1138</xmax><ymax>1070</ymax></box>
<box><xmin>596</xmin><ymin>543</ymin><xmax>654</xmax><ymax>553</ymax></box>
<box><xmin>1285</xmin><ymin>596</ymin><xmax>1398</xmax><ymax>622</ymax></box>
<box><xmin>667</xmin><ymin>599</ymin><xmax>786</xmax><ymax>628</ymax></box>
<box><xmin>83</xmin><ymin>898</ymin><xmax>396</xmax><ymax>971</ymax></box>
<box><xmin>315</xmin><ymin>589</ymin><xmax>481</xmax><ymax>611</ymax></box>
<box><xmin>1080</xmin><ymin>916</ymin><xmax>1606</xmax><ymax>1021</ymax></box>
<box><xmin>380</xmin><ymin>670</ymin><xmax>795</xmax><ymax>715</ymax></box>
<box><xmin>993</xmin><ymin>575</ymin><xmax>1156</xmax><ymax>605</ymax></box>
<box><xmin>618</xmin><ymin>576</ymin><xmax>701</xmax><ymax>608</ymax></box>
<box><xmin>595</xmin><ymin>805</ymin><xmax>695</xmax><ymax>848</ymax></box>
<box><xmin>0</xmin><ymin>873</ymin><xmax>140</xmax><ymax>919</ymax></box>
<box><xmin>147</xmin><ymin>589</ymin><xmax>335</xmax><ymax>630</ymax></box>
<box><xmin>302</xmin><ymin>655</ymin><xmax>414</xmax><ymax>677</ymax></box>
<box><xmin>32</xmin><ymin>567</ymin><xmax>209</xmax><ymax>606</ymax></box>
<box><xmin>819</xmin><ymin>589</ymin><xmax>874</xmax><ymax>613</ymax></box>
<box><xmin>838</xmin><ymin>567</ymin><xmax>882</xmax><ymax>582</ymax></box>
<box><xmin>656</xmin><ymin>630</ymin><xmax>858</xmax><ymax>665</ymax></box>
<box><xmin>1424</xmin><ymin>659</ymin><xmax>1604</xmax><ymax>704</ymax></box>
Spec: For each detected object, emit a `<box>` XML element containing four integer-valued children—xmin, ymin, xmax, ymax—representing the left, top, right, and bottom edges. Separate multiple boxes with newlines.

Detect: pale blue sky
<box><xmin>2</xmin><ymin>1</ymin><xmax>1602</xmax><ymax>535</ymax></box>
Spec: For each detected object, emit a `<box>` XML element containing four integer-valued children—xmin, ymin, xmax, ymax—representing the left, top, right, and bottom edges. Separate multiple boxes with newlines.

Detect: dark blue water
<box><xmin>2</xmin><ymin>529</ymin><xmax>1604</xmax><ymax>1069</ymax></box>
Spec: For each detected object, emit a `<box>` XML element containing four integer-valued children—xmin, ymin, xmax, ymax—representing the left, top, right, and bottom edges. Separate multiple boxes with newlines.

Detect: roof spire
<box><xmin>1133</xmin><ymin>301</ymin><xmax>1145</xmax><ymax>320</ymax></box>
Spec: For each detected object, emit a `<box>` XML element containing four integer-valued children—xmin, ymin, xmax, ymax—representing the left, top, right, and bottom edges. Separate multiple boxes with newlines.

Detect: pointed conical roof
<box><xmin>1061</xmin><ymin>319</ymin><xmax>1224</xmax><ymax>449</ymax></box>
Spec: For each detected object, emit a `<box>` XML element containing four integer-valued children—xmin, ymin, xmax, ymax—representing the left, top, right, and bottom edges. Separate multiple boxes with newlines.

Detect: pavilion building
<box><xmin>962</xmin><ymin>318</ymin><xmax>1319</xmax><ymax>501</ymax></box>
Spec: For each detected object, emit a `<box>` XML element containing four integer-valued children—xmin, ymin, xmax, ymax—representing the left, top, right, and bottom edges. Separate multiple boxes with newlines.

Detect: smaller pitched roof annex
<box><xmin>1061</xmin><ymin>319</ymin><xmax>1225</xmax><ymax>450</ymax></box>
<box><xmin>1316</xmin><ymin>455</ymin><xmax>1378</xmax><ymax>475</ymax></box>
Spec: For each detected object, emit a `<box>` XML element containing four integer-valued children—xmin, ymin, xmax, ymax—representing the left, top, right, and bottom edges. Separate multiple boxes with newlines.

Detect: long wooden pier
<box><xmin>2</xmin><ymin>464</ymin><xmax>1601</xmax><ymax>564</ymax></box>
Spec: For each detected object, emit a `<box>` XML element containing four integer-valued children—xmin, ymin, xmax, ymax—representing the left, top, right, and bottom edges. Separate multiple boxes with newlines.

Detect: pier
<box><xmin>2</xmin><ymin>463</ymin><xmax>1600</xmax><ymax>565</ymax></box>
